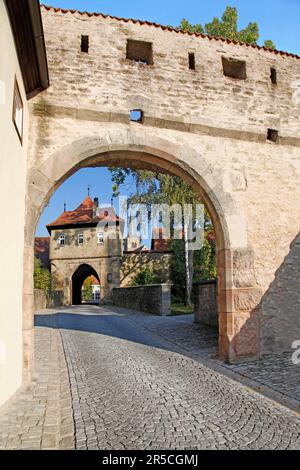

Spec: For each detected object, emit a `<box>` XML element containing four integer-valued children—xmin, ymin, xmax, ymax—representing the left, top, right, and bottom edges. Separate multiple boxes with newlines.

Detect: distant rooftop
<box><xmin>47</xmin><ymin>196</ymin><xmax>121</xmax><ymax>233</ymax></box>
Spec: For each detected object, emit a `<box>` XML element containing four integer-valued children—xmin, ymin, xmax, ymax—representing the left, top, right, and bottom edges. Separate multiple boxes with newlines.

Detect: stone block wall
<box><xmin>38</xmin><ymin>6</ymin><xmax>300</xmax><ymax>143</ymax></box>
<box><xmin>34</xmin><ymin>289</ymin><xmax>48</xmax><ymax>312</ymax></box>
<box><xmin>47</xmin><ymin>291</ymin><xmax>64</xmax><ymax>308</ymax></box>
<box><xmin>112</xmin><ymin>284</ymin><xmax>171</xmax><ymax>316</ymax></box>
<box><xmin>194</xmin><ymin>281</ymin><xmax>218</xmax><ymax>327</ymax></box>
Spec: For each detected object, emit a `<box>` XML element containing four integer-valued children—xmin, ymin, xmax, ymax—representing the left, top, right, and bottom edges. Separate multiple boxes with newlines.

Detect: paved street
<box><xmin>0</xmin><ymin>305</ymin><xmax>300</xmax><ymax>450</ymax></box>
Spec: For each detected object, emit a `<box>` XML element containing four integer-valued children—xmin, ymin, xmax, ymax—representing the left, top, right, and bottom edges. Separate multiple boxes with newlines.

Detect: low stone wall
<box><xmin>34</xmin><ymin>289</ymin><xmax>64</xmax><ymax>311</ymax></box>
<box><xmin>112</xmin><ymin>284</ymin><xmax>171</xmax><ymax>316</ymax></box>
<box><xmin>34</xmin><ymin>289</ymin><xmax>47</xmax><ymax>311</ymax></box>
<box><xmin>194</xmin><ymin>280</ymin><xmax>218</xmax><ymax>327</ymax></box>
<box><xmin>47</xmin><ymin>291</ymin><xmax>64</xmax><ymax>308</ymax></box>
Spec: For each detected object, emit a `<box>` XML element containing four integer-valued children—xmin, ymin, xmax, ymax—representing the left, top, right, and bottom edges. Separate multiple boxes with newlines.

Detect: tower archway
<box><xmin>72</xmin><ymin>264</ymin><xmax>100</xmax><ymax>306</ymax></box>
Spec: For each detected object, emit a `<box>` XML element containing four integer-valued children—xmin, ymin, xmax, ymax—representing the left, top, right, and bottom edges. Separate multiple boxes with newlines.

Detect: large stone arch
<box><xmin>23</xmin><ymin>124</ymin><xmax>255</xmax><ymax>380</ymax></box>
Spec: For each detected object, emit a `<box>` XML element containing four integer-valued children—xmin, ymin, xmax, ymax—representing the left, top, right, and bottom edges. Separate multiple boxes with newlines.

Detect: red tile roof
<box><xmin>47</xmin><ymin>196</ymin><xmax>121</xmax><ymax>232</ymax></box>
<box><xmin>90</xmin><ymin>275</ymin><xmax>100</xmax><ymax>286</ymax></box>
<box><xmin>34</xmin><ymin>237</ymin><xmax>50</xmax><ymax>269</ymax></box>
<box><xmin>41</xmin><ymin>4</ymin><xmax>300</xmax><ymax>60</ymax></box>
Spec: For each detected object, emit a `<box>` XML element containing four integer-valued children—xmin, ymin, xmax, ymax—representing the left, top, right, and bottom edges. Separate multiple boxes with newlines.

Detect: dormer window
<box><xmin>98</xmin><ymin>232</ymin><xmax>104</xmax><ymax>245</ymax></box>
<box><xmin>58</xmin><ymin>234</ymin><xmax>66</xmax><ymax>247</ymax></box>
<box><xmin>78</xmin><ymin>234</ymin><xmax>84</xmax><ymax>246</ymax></box>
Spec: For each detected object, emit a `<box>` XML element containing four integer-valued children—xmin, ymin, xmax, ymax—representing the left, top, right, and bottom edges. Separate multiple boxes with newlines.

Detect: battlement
<box><xmin>36</xmin><ymin>5</ymin><xmax>300</xmax><ymax>144</ymax></box>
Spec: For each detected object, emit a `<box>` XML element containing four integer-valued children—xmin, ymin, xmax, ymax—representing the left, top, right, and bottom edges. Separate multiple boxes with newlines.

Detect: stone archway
<box><xmin>24</xmin><ymin>125</ymin><xmax>254</xmax><ymax>381</ymax></box>
<box><xmin>72</xmin><ymin>264</ymin><xmax>100</xmax><ymax>306</ymax></box>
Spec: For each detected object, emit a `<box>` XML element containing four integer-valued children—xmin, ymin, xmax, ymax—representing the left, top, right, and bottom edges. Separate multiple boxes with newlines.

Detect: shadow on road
<box><xmin>35</xmin><ymin>306</ymin><xmax>218</xmax><ymax>357</ymax></box>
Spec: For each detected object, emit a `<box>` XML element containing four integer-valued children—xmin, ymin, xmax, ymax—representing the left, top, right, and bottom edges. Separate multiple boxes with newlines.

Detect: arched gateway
<box><xmin>72</xmin><ymin>264</ymin><xmax>100</xmax><ymax>305</ymax></box>
<box><xmin>25</xmin><ymin>126</ymin><xmax>254</xmax><ymax>373</ymax></box>
<box><xmin>21</xmin><ymin>5</ymin><xmax>300</xmax><ymax>386</ymax></box>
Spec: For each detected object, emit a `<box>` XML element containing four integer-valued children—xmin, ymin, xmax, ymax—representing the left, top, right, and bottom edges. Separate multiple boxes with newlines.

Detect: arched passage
<box><xmin>72</xmin><ymin>264</ymin><xmax>100</xmax><ymax>306</ymax></box>
<box><xmin>24</xmin><ymin>125</ymin><xmax>253</xmax><ymax>381</ymax></box>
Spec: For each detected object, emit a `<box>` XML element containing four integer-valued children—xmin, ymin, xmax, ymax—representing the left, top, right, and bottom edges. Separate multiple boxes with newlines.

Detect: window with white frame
<box><xmin>58</xmin><ymin>234</ymin><xmax>66</xmax><ymax>246</ymax></box>
<box><xmin>78</xmin><ymin>233</ymin><xmax>84</xmax><ymax>246</ymax></box>
<box><xmin>97</xmin><ymin>232</ymin><xmax>104</xmax><ymax>244</ymax></box>
<box><xmin>13</xmin><ymin>79</ymin><xmax>24</xmax><ymax>143</ymax></box>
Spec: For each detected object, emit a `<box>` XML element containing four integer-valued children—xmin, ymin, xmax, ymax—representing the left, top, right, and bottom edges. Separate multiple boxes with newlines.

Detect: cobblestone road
<box><xmin>122</xmin><ymin>309</ymin><xmax>300</xmax><ymax>408</ymax></box>
<box><xmin>1</xmin><ymin>305</ymin><xmax>299</xmax><ymax>450</ymax></box>
<box><xmin>55</xmin><ymin>306</ymin><xmax>300</xmax><ymax>450</ymax></box>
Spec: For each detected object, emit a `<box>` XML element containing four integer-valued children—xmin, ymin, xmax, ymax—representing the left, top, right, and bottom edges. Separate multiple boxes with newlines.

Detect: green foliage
<box><xmin>180</xmin><ymin>18</ymin><xmax>204</xmax><ymax>34</ymax></box>
<box><xmin>34</xmin><ymin>257</ymin><xmax>51</xmax><ymax>295</ymax></box>
<box><xmin>193</xmin><ymin>238</ymin><xmax>217</xmax><ymax>281</ymax></box>
<box><xmin>170</xmin><ymin>238</ymin><xmax>216</xmax><ymax>305</ymax></box>
<box><xmin>170</xmin><ymin>304</ymin><xmax>194</xmax><ymax>316</ymax></box>
<box><xmin>82</xmin><ymin>277</ymin><xmax>93</xmax><ymax>302</ymax></box>
<box><xmin>110</xmin><ymin>168</ymin><xmax>197</xmax><ymax>206</ymax></box>
<box><xmin>131</xmin><ymin>267</ymin><xmax>160</xmax><ymax>286</ymax></box>
<box><xmin>264</xmin><ymin>39</ymin><xmax>276</xmax><ymax>50</ymax></box>
<box><xmin>170</xmin><ymin>239</ymin><xmax>187</xmax><ymax>303</ymax></box>
<box><xmin>179</xmin><ymin>6</ymin><xmax>275</xmax><ymax>48</ymax></box>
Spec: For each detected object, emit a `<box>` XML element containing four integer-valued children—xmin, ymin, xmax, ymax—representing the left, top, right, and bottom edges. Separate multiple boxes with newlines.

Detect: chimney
<box><xmin>93</xmin><ymin>197</ymin><xmax>99</xmax><ymax>218</ymax></box>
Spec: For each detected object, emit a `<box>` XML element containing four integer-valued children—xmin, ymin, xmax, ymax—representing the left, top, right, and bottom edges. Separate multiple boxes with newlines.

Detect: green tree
<box><xmin>170</xmin><ymin>239</ymin><xmax>187</xmax><ymax>304</ymax></box>
<box><xmin>82</xmin><ymin>277</ymin><xmax>93</xmax><ymax>302</ymax></box>
<box><xmin>131</xmin><ymin>267</ymin><xmax>160</xmax><ymax>286</ymax></box>
<box><xmin>170</xmin><ymin>225</ymin><xmax>216</xmax><ymax>305</ymax></box>
<box><xmin>34</xmin><ymin>257</ymin><xmax>51</xmax><ymax>295</ymax></box>
<box><xmin>179</xmin><ymin>6</ymin><xmax>275</xmax><ymax>48</ymax></box>
<box><xmin>264</xmin><ymin>39</ymin><xmax>276</xmax><ymax>50</ymax></box>
<box><xmin>193</xmin><ymin>238</ymin><xmax>217</xmax><ymax>281</ymax></box>
<box><xmin>180</xmin><ymin>18</ymin><xmax>204</xmax><ymax>34</ymax></box>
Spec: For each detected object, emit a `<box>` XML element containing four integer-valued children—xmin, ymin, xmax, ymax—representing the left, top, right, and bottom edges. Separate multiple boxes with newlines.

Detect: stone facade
<box><xmin>194</xmin><ymin>281</ymin><xmax>218</xmax><ymax>327</ymax></box>
<box><xmin>22</xmin><ymin>5</ymin><xmax>300</xmax><ymax>375</ymax></box>
<box><xmin>34</xmin><ymin>289</ymin><xmax>47</xmax><ymax>311</ymax></box>
<box><xmin>42</xmin><ymin>195</ymin><xmax>171</xmax><ymax>304</ymax></box>
<box><xmin>47</xmin><ymin>197</ymin><xmax>122</xmax><ymax>304</ymax></box>
<box><xmin>112</xmin><ymin>284</ymin><xmax>171</xmax><ymax>316</ymax></box>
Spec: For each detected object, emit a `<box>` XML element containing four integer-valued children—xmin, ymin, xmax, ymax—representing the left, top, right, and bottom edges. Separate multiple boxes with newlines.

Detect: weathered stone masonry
<box><xmin>112</xmin><ymin>284</ymin><xmax>171</xmax><ymax>316</ymax></box>
<box><xmin>23</xmin><ymin>5</ymin><xmax>300</xmax><ymax>375</ymax></box>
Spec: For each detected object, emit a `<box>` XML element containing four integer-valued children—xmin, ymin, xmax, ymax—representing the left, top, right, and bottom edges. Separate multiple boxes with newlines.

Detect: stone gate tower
<box><xmin>47</xmin><ymin>196</ymin><xmax>122</xmax><ymax>304</ymax></box>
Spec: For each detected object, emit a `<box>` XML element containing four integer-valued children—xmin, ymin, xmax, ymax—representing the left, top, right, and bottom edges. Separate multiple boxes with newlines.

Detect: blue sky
<box><xmin>37</xmin><ymin>168</ymin><xmax>133</xmax><ymax>236</ymax></box>
<box><xmin>36</xmin><ymin>0</ymin><xmax>300</xmax><ymax>236</ymax></box>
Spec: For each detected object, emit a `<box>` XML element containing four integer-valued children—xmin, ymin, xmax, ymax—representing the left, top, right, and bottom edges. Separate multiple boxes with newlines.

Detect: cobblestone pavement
<box><xmin>53</xmin><ymin>306</ymin><xmax>300</xmax><ymax>449</ymax></box>
<box><xmin>1</xmin><ymin>305</ymin><xmax>299</xmax><ymax>450</ymax></box>
<box><xmin>0</xmin><ymin>320</ymin><xmax>74</xmax><ymax>450</ymax></box>
<box><xmin>121</xmin><ymin>309</ymin><xmax>300</xmax><ymax>408</ymax></box>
